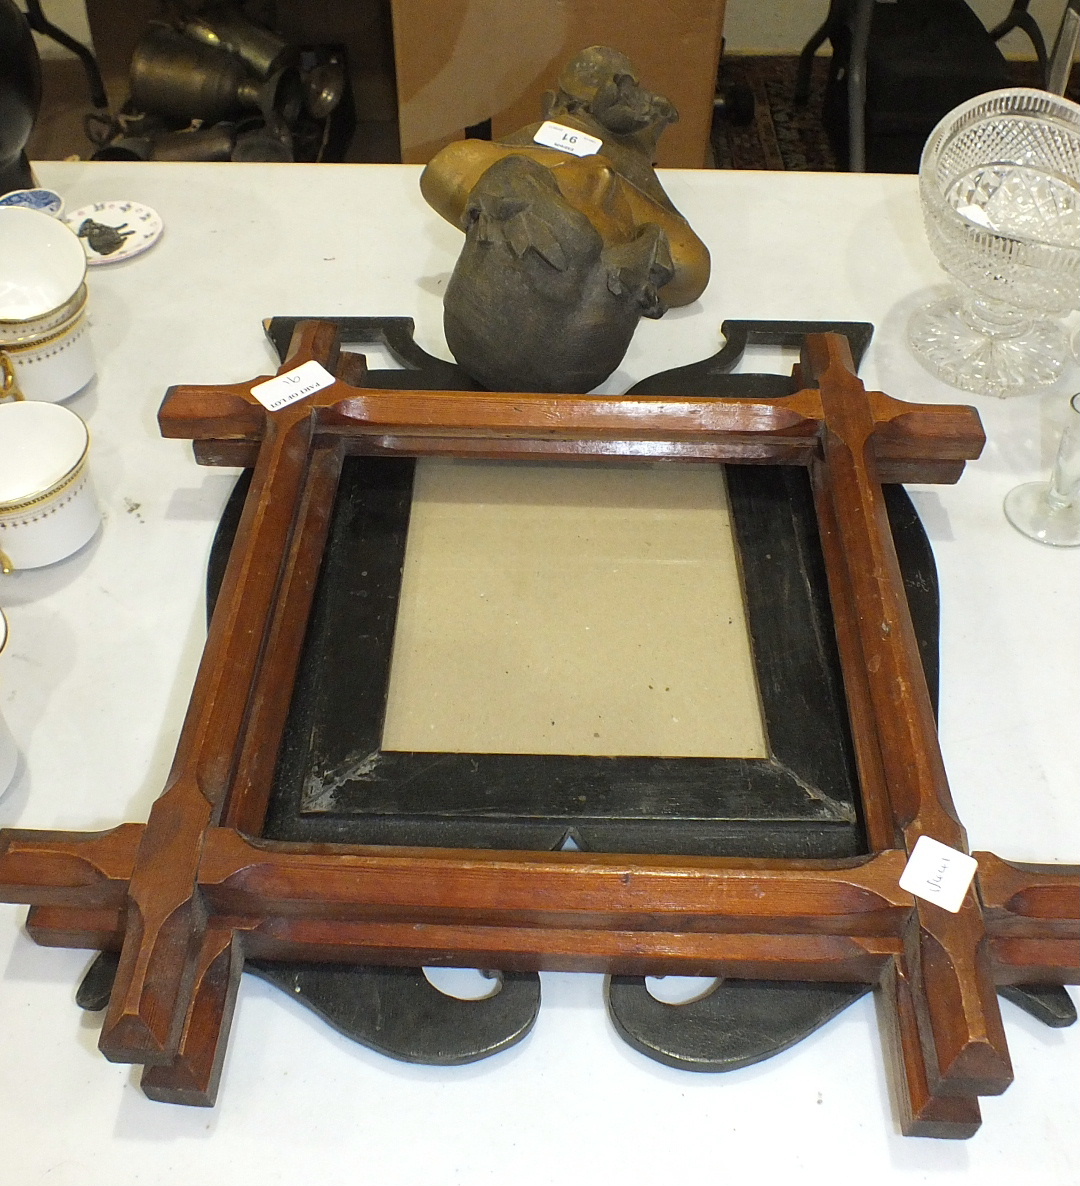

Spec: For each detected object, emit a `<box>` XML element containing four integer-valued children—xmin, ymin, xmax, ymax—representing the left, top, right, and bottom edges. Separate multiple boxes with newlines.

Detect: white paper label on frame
<box><xmin>533</xmin><ymin>121</ymin><xmax>603</xmax><ymax>157</ymax></box>
<box><xmin>251</xmin><ymin>360</ymin><xmax>336</xmax><ymax>412</ymax></box>
<box><xmin>898</xmin><ymin>835</ymin><xmax>978</xmax><ymax>913</ymax></box>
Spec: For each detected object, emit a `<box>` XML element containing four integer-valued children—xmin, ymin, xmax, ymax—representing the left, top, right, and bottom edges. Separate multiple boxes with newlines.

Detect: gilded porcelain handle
<box><xmin>0</xmin><ymin>353</ymin><xmax>25</xmax><ymax>401</ymax></box>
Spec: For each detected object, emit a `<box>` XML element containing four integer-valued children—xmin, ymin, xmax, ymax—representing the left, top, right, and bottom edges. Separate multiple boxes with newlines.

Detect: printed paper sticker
<box><xmin>898</xmin><ymin>835</ymin><xmax>978</xmax><ymax>913</ymax></box>
<box><xmin>251</xmin><ymin>360</ymin><xmax>336</xmax><ymax>412</ymax></box>
<box><xmin>533</xmin><ymin>121</ymin><xmax>603</xmax><ymax>157</ymax></box>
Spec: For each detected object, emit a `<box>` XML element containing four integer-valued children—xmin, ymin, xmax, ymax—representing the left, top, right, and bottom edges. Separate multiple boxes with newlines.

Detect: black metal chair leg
<box><xmin>988</xmin><ymin>0</ymin><xmax>1032</xmax><ymax>40</ymax></box>
<box><xmin>847</xmin><ymin>0</ymin><xmax>873</xmax><ymax>172</ymax></box>
<box><xmin>989</xmin><ymin>0</ymin><xmax>1049</xmax><ymax>84</ymax></box>
<box><xmin>795</xmin><ymin>0</ymin><xmax>844</xmax><ymax>105</ymax></box>
<box><xmin>1010</xmin><ymin>8</ymin><xmax>1050</xmax><ymax>81</ymax></box>
<box><xmin>22</xmin><ymin>0</ymin><xmax>108</xmax><ymax>109</ymax></box>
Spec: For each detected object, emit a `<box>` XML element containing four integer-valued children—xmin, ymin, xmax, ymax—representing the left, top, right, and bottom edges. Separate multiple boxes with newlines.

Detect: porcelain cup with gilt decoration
<box><xmin>0</xmin><ymin>206</ymin><xmax>95</xmax><ymax>402</ymax></box>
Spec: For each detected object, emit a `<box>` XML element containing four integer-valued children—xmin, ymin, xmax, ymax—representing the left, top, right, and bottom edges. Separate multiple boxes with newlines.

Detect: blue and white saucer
<box><xmin>0</xmin><ymin>188</ymin><xmax>64</xmax><ymax>216</ymax></box>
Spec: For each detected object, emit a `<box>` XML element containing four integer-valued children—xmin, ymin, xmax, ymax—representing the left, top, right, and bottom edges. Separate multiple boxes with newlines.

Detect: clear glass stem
<box><xmin>958</xmin><ymin>289</ymin><xmax>1032</xmax><ymax>338</ymax></box>
<box><xmin>1046</xmin><ymin>393</ymin><xmax>1080</xmax><ymax>511</ymax></box>
<box><xmin>1003</xmin><ymin>394</ymin><xmax>1080</xmax><ymax>546</ymax></box>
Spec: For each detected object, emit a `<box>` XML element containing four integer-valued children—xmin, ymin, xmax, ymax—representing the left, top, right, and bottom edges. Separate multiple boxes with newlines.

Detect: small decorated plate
<box><xmin>0</xmin><ymin>188</ymin><xmax>64</xmax><ymax>216</ymax></box>
<box><xmin>64</xmin><ymin>201</ymin><xmax>163</xmax><ymax>265</ymax></box>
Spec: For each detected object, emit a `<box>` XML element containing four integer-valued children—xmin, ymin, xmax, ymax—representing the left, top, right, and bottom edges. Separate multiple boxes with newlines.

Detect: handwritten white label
<box><xmin>250</xmin><ymin>360</ymin><xmax>336</xmax><ymax>412</ymax></box>
<box><xmin>533</xmin><ymin>120</ymin><xmax>603</xmax><ymax>158</ymax></box>
<box><xmin>898</xmin><ymin>835</ymin><xmax>978</xmax><ymax>913</ymax></box>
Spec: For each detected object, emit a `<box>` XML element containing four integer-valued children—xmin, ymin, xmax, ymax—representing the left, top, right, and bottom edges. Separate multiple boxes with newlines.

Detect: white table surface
<box><xmin>1</xmin><ymin>161</ymin><xmax>1077</xmax><ymax>1185</ymax></box>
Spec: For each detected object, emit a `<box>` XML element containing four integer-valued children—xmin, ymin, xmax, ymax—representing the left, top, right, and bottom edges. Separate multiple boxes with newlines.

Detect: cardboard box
<box><xmin>391</xmin><ymin>0</ymin><xmax>727</xmax><ymax>167</ymax></box>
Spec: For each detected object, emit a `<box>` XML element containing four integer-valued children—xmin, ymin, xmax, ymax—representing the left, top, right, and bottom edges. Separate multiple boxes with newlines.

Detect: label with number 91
<box><xmin>533</xmin><ymin>120</ymin><xmax>603</xmax><ymax>157</ymax></box>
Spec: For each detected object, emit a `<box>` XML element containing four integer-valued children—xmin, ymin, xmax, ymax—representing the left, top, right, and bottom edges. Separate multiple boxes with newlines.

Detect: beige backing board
<box><xmin>390</xmin><ymin>0</ymin><xmax>727</xmax><ymax>167</ymax></box>
<box><xmin>381</xmin><ymin>459</ymin><xmax>767</xmax><ymax>758</ymax></box>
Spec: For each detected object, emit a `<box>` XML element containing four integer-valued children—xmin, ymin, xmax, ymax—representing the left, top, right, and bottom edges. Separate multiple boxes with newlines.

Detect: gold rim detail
<box><xmin>0</xmin><ymin>279</ymin><xmax>87</xmax><ymax>337</ymax></box>
<box><xmin>0</xmin><ymin>430</ymin><xmax>90</xmax><ymax>513</ymax></box>
<box><xmin>0</xmin><ymin>305</ymin><xmax>87</xmax><ymax>356</ymax></box>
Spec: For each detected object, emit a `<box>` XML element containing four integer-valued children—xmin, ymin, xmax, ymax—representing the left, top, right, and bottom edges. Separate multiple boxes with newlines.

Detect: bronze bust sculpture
<box><xmin>420</xmin><ymin>47</ymin><xmax>711</xmax><ymax>393</ymax></box>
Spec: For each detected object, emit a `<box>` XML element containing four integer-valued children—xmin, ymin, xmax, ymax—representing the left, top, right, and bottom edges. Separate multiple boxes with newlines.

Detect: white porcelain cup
<box><xmin>0</xmin><ymin>207</ymin><xmax>95</xmax><ymax>403</ymax></box>
<box><xmin>0</xmin><ymin>401</ymin><xmax>101</xmax><ymax>571</ymax></box>
<box><xmin>0</xmin><ymin>294</ymin><xmax>95</xmax><ymax>403</ymax></box>
<box><xmin>0</xmin><ymin>610</ymin><xmax>17</xmax><ymax>798</ymax></box>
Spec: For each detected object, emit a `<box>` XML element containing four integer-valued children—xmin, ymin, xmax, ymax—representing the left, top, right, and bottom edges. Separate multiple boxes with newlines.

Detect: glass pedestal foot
<box><xmin>1004</xmin><ymin>481</ymin><xmax>1080</xmax><ymax>546</ymax></box>
<box><xmin>909</xmin><ymin>294</ymin><xmax>1068</xmax><ymax>398</ymax></box>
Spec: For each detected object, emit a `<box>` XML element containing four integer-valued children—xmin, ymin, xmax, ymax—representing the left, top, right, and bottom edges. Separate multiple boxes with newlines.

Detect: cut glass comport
<box><xmin>910</xmin><ymin>88</ymin><xmax>1080</xmax><ymax>398</ymax></box>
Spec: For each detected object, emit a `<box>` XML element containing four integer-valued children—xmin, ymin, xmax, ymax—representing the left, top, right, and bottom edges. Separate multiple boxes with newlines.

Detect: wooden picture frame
<box><xmin>247</xmin><ymin>458</ymin><xmax>866</xmax><ymax>857</ymax></box>
<box><xmin>1</xmin><ymin>321</ymin><xmax>1076</xmax><ymax>1137</ymax></box>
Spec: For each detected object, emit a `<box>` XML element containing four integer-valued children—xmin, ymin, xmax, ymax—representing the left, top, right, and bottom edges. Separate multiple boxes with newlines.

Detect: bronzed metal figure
<box><xmin>421</xmin><ymin>47</ymin><xmax>711</xmax><ymax>393</ymax></box>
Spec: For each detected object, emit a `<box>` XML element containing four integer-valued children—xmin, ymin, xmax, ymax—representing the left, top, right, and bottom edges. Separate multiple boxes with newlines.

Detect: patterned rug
<box><xmin>712</xmin><ymin>55</ymin><xmax>838</xmax><ymax>171</ymax></box>
<box><xmin>711</xmin><ymin>55</ymin><xmax>1075</xmax><ymax>172</ymax></box>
